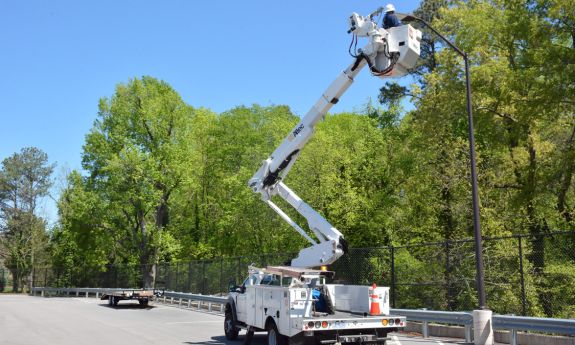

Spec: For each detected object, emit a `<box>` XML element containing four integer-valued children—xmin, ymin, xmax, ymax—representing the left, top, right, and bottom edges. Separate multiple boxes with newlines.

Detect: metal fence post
<box><xmin>422</xmin><ymin>308</ymin><xmax>429</xmax><ymax>338</ymax></box>
<box><xmin>510</xmin><ymin>328</ymin><xmax>518</xmax><ymax>345</ymax></box>
<box><xmin>187</xmin><ymin>262</ymin><xmax>192</xmax><ymax>293</ymax></box>
<box><xmin>219</xmin><ymin>258</ymin><xmax>223</xmax><ymax>294</ymax></box>
<box><xmin>465</xmin><ymin>324</ymin><xmax>472</xmax><ymax>343</ymax></box>
<box><xmin>202</xmin><ymin>261</ymin><xmax>206</xmax><ymax>295</ymax></box>
<box><xmin>445</xmin><ymin>241</ymin><xmax>455</xmax><ymax>311</ymax></box>
<box><xmin>165</xmin><ymin>263</ymin><xmax>170</xmax><ymax>290</ymax></box>
<box><xmin>508</xmin><ymin>314</ymin><xmax>518</xmax><ymax>345</ymax></box>
<box><xmin>237</xmin><ymin>257</ymin><xmax>241</xmax><ymax>285</ymax></box>
<box><xmin>175</xmin><ymin>262</ymin><xmax>180</xmax><ymax>292</ymax></box>
<box><xmin>517</xmin><ymin>236</ymin><xmax>527</xmax><ymax>316</ymax></box>
<box><xmin>390</xmin><ymin>246</ymin><xmax>396</xmax><ymax>308</ymax></box>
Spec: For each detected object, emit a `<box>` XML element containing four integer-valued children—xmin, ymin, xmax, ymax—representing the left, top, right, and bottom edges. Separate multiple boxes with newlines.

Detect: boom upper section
<box><xmin>248</xmin><ymin>9</ymin><xmax>422</xmax><ymax>268</ymax></box>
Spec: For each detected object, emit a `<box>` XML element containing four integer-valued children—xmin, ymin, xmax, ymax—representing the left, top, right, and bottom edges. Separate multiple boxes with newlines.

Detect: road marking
<box><xmin>391</xmin><ymin>335</ymin><xmax>402</xmax><ymax>345</ymax></box>
<box><xmin>72</xmin><ymin>298</ymin><xmax>93</xmax><ymax>303</ymax></box>
<box><xmin>435</xmin><ymin>341</ymin><xmax>445</xmax><ymax>345</ymax></box>
<box><xmin>165</xmin><ymin>320</ymin><xmax>222</xmax><ymax>325</ymax></box>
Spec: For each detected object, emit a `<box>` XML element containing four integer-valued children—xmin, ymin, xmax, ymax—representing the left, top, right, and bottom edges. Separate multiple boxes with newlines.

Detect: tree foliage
<box><xmin>0</xmin><ymin>147</ymin><xmax>54</xmax><ymax>292</ymax></box>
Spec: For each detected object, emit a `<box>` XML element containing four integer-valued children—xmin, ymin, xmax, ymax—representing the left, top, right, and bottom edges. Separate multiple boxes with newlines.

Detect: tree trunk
<box><xmin>141</xmin><ymin>260</ymin><xmax>156</xmax><ymax>289</ymax></box>
<box><xmin>156</xmin><ymin>195</ymin><xmax>169</xmax><ymax>228</ymax></box>
<box><xmin>11</xmin><ymin>269</ymin><xmax>19</xmax><ymax>293</ymax></box>
<box><xmin>137</xmin><ymin>212</ymin><xmax>156</xmax><ymax>289</ymax></box>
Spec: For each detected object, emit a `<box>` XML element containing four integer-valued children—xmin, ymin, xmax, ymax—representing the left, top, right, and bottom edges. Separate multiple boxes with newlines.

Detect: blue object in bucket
<box><xmin>312</xmin><ymin>288</ymin><xmax>326</xmax><ymax>312</ymax></box>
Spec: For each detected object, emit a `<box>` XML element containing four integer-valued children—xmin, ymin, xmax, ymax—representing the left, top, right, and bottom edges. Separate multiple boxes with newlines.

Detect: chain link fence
<box><xmin>30</xmin><ymin>231</ymin><xmax>575</xmax><ymax>318</ymax></box>
<box><xmin>0</xmin><ymin>267</ymin><xmax>9</xmax><ymax>292</ymax></box>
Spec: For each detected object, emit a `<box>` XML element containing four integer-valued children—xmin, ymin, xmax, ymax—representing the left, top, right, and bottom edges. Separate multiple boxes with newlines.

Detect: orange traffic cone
<box><xmin>369</xmin><ymin>283</ymin><xmax>381</xmax><ymax>315</ymax></box>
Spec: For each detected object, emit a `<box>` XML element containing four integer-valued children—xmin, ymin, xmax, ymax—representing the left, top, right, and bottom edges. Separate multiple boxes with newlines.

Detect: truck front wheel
<box><xmin>224</xmin><ymin>310</ymin><xmax>239</xmax><ymax>340</ymax></box>
<box><xmin>266</xmin><ymin>322</ymin><xmax>287</xmax><ymax>345</ymax></box>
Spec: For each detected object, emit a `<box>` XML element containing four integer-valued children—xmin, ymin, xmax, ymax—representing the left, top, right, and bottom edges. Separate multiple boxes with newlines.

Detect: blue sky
<box><xmin>0</xmin><ymin>0</ymin><xmax>421</xmax><ymax>223</ymax></box>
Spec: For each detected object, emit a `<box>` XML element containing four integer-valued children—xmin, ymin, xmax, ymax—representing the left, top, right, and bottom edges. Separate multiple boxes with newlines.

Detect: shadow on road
<box><xmin>181</xmin><ymin>333</ymin><xmax>476</xmax><ymax>345</ymax></box>
<box><xmin>97</xmin><ymin>302</ymin><xmax>156</xmax><ymax>310</ymax></box>
<box><xmin>183</xmin><ymin>334</ymin><xmax>267</xmax><ymax>345</ymax></box>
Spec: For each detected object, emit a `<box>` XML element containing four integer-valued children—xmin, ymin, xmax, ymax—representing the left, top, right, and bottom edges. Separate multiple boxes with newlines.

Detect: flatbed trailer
<box><xmin>100</xmin><ymin>289</ymin><xmax>156</xmax><ymax>307</ymax></box>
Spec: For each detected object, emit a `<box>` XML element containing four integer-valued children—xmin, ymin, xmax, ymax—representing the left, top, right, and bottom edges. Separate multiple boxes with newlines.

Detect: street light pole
<box><xmin>396</xmin><ymin>14</ymin><xmax>487</xmax><ymax>309</ymax></box>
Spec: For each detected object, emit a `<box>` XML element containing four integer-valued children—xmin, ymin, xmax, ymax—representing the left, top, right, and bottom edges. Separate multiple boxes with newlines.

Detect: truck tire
<box><xmin>224</xmin><ymin>310</ymin><xmax>239</xmax><ymax>340</ymax></box>
<box><xmin>113</xmin><ymin>296</ymin><xmax>119</xmax><ymax>306</ymax></box>
<box><xmin>266</xmin><ymin>321</ymin><xmax>287</xmax><ymax>345</ymax></box>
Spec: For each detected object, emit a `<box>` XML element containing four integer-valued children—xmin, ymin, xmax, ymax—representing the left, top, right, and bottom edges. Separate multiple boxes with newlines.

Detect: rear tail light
<box><xmin>321</xmin><ymin>321</ymin><xmax>328</xmax><ymax>328</ymax></box>
<box><xmin>315</xmin><ymin>321</ymin><xmax>321</xmax><ymax>328</ymax></box>
<box><xmin>395</xmin><ymin>318</ymin><xmax>401</xmax><ymax>325</ymax></box>
<box><xmin>389</xmin><ymin>319</ymin><xmax>395</xmax><ymax>325</ymax></box>
<box><xmin>308</xmin><ymin>321</ymin><xmax>314</xmax><ymax>328</ymax></box>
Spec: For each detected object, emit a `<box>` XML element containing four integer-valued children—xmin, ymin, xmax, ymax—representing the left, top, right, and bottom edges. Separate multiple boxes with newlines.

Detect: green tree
<box><xmin>52</xmin><ymin>170</ymin><xmax>112</xmax><ymax>285</ymax></box>
<box><xmin>0</xmin><ymin>147</ymin><xmax>54</xmax><ymax>292</ymax></box>
<box><xmin>75</xmin><ymin>76</ymin><xmax>196</xmax><ymax>287</ymax></box>
<box><xmin>170</xmin><ymin>105</ymin><xmax>302</xmax><ymax>259</ymax></box>
<box><xmin>288</xmin><ymin>113</ymin><xmax>395</xmax><ymax>247</ymax></box>
<box><xmin>402</xmin><ymin>0</ymin><xmax>575</xmax><ymax>314</ymax></box>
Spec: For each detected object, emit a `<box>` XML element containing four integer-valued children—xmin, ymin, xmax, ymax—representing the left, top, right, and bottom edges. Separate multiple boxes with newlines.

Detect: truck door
<box><xmin>255</xmin><ymin>288</ymin><xmax>264</xmax><ymax>328</ymax></box>
<box><xmin>246</xmin><ymin>286</ymin><xmax>256</xmax><ymax>326</ymax></box>
<box><xmin>236</xmin><ymin>291</ymin><xmax>247</xmax><ymax>322</ymax></box>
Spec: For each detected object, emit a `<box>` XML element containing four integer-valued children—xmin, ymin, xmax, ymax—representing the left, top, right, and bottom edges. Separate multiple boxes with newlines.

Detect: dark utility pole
<box><xmin>396</xmin><ymin>13</ymin><xmax>487</xmax><ymax>309</ymax></box>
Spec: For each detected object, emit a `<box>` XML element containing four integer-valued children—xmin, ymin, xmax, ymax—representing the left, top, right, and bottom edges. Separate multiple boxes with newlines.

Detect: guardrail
<box><xmin>161</xmin><ymin>291</ymin><xmax>227</xmax><ymax>312</ymax></box>
<box><xmin>493</xmin><ymin>314</ymin><xmax>575</xmax><ymax>345</ymax></box>
<box><xmin>31</xmin><ymin>287</ymin><xmax>575</xmax><ymax>345</ymax></box>
<box><xmin>391</xmin><ymin>308</ymin><xmax>575</xmax><ymax>345</ymax></box>
<box><xmin>31</xmin><ymin>287</ymin><xmax>131</xmax><ymax>298</ymax></box>
<box><xmin>31</xmin><ymin>287</ymin><xmax>228</xmax><ymax>313</ymax></box>
<box><xmin>391</xmin><ymin>308</ymin><xmax>473</xmax><ymax>342</ymax></box>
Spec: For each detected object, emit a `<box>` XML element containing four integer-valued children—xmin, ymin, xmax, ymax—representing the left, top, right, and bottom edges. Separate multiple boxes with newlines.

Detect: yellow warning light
<box><xmin>320</xmin><ymin>265</ymin><xmax>328</xmax><ymax>271</ymax></box>
<box><xmin>382</xmin><ymin>319</ymin><xmax>389</xmax><ymax>326</ymax></box>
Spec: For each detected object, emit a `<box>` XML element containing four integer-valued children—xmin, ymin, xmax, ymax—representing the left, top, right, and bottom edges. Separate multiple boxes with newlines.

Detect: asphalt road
<box><xmin>0</xmin><ymin>295</ymin><xmax>473</xmax><ymax>345</ymax></box>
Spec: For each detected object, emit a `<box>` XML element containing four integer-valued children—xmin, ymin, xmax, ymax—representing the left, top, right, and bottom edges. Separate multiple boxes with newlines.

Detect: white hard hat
<box><xmin>385</xmin><ymin>4</ymin><xmax>395</xmax><ymax>12</ymax></box>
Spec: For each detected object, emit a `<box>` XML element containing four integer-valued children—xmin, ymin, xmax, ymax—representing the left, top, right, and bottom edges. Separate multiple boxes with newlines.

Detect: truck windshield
<box><xmin>260</xmin><ymin>274</ymin><xmax>281</xmax><ymax>286</ymax></box>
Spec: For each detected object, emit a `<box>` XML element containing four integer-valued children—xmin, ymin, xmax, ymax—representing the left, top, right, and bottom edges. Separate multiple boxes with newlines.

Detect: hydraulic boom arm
<box><xmin>249</xmin><ymin>10</ymin><xmax>422</xmax><ymax>268</ymax></box>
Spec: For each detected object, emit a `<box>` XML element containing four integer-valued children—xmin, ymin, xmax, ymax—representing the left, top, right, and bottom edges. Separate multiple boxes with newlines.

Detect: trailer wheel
<box><xmin>224</xmin><ymin>310</ymin><xmax>239</xmax><ymax>340</ymax></box>
<box><xmin>108</xmin><ymin>295</ymin><xmax>113</xmax><ymax>306</ymax></box>
<box><xmin>139</xmin><ymin>299</ymin><xmax>149</xmax><ymax>307</ymax></box>
<box><xmin>113</xmin><ymin>296</ymin><xmax>119</xmax><ymax>306</ymax></box>
<box><xmin>266</xmin><ymin>321</ymin><xmax>287</xmax><ymax>345</ymax></box>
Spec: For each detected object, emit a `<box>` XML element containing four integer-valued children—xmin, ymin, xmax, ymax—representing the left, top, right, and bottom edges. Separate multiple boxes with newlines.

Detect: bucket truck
<box><xmin>226</xmin><ymin>8</ymin><xmax>422</xmax><ymax>345</ymax></box>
